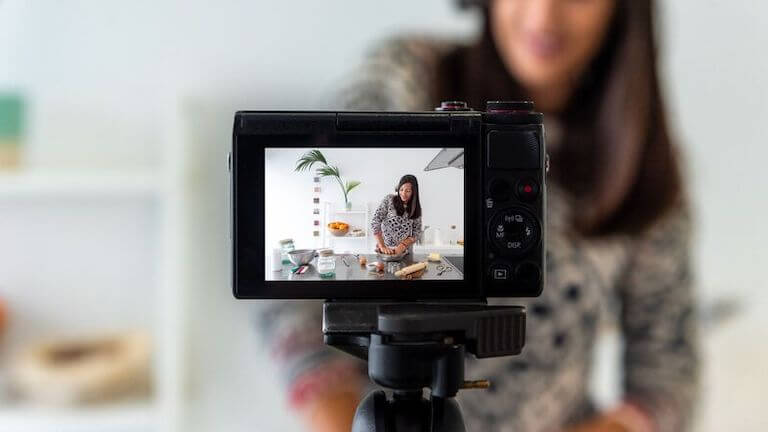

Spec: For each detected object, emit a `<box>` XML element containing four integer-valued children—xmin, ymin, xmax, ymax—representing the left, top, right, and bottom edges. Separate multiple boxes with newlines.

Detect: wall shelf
<box><xmin>323</xmin><ymin>202</ymin><xmax>369</xmax><ymax>252</ymax></box>
<box><xmin>0</xmin><ymin>110</ymin><xmax>182</xmax><ymax>432</ymax></box>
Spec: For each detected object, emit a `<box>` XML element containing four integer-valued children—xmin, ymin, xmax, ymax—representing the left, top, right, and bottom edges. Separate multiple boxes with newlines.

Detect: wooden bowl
<box><xmin>328</xmin><ymin>227</ymin><xmax>349</xmax><ymax>237</ymax></box>
<box><xmin>327</xmin><ymin>222</ymin><xmax>349</xmax><ymax>237</ymax></box>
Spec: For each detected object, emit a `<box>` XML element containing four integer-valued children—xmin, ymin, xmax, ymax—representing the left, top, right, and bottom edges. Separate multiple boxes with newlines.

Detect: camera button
<box><xmin>490</xmin><ymin>265</ymin><xmax>511</xmax><ymax>280</ymax></box>
<box><xmin>516</xmin><ymin>178</ymin><xmax>539</xmax><ymax>202</ymax></box>
<box><xmin>515</xmin><ymin>262</ymin><xmax>541</xmax><ymax>286</ymax></box>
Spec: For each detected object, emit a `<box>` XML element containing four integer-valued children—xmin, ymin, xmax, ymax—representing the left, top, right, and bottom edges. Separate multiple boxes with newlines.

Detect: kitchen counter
<box><xmin>266</xmin><ymin>253</ymin><xmax>463</xmax><ymax>281</ymax></box>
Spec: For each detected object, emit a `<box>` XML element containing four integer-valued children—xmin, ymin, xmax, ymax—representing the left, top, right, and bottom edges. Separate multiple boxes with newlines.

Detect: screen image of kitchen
<box><xmin>264</xmin><ymin>147</ymin><xmax>464</xmax><ymax>281</ymax></box>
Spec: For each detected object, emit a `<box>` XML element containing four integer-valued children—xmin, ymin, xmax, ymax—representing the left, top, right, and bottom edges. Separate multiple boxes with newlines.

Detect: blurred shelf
<box><xmin>0</xmin><ymin>400</ymin><xmax>156</xmax><ymax>432</ymax></box>
<box><xmin>0</xmin><ymin>170</ymin><xmax>163</xmax><ymax>198</ymax></box>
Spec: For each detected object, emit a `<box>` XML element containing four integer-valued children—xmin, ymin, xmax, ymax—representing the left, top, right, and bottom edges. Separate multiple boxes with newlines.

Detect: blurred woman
<box><xmin>257</xmin><ymin>1</ymin><xmax>698</xmax><ymax>431</ymax></box>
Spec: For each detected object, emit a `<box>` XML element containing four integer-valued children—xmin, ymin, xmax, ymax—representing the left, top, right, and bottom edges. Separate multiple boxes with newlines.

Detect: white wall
<box><xmin>0</xmin><ymin>0</ymin><xmax>477</xmax><ymax>169</ymax></box>
<box><xmin>265</xmin><ymin>147</ymin><xmax>464</xmax><ymax>254</ymax></box>
<box><xmin>659</xmin><ymin>1</ymin><xmax>768</xmax><ymax>299</ymax></box>
<box><xmin>658</xmin><ymin>3</ymin><xmax>768</xmax><ymax>430</ymax></box>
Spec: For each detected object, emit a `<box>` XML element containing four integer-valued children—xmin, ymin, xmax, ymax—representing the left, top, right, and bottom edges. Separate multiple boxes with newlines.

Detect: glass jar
<box><xmin>278</xmin><ymin>238</ymin><xmax>295</xmax><ymax>264</ymax></box>
<box><xmin>317</xmin><ymin>249</ymin><xmax>336</xmax><ymax>278</ymax></box>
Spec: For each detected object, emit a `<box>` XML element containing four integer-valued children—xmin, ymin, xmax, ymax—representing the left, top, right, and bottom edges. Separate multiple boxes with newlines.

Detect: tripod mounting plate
<box><xmin>323</xmin><ymin>302</ymin><xmax>526</xmax><ymax>359</ymax></box>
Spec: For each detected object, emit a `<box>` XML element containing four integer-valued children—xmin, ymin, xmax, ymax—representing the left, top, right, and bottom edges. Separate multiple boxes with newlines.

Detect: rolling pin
<box><xmin>395</xmin><ymin>261</ymin><xmax>427</xmax><ymax>277</ymax></box>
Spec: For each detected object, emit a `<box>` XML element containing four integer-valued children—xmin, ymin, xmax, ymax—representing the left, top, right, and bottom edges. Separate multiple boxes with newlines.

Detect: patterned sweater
<box><xmin>256</xmin><ymin>37</ymin><xmax>698</xmax><ymax>432</ymax></box>
<box><xmin>371</xmin><ymin>194</ymin><xmax>423</xmax><ymax>249</ymax></box>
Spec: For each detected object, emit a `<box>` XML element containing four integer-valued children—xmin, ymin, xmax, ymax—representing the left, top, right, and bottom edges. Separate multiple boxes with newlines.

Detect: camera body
<box><xmin>231</xmin><ymin>100</ymin><xmax>546</xmax><ymax>299</ymax></box>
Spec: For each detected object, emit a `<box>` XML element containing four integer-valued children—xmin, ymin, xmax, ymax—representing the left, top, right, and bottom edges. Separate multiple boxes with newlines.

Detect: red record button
<box><xmin>516</xmin><ymin>179</ymin><xmax>539</xmax><ymax>202</ymax></box>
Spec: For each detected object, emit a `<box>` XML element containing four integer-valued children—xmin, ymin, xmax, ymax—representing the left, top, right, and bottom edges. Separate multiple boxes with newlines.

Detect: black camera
<box><xmin>230</xmin><ymin>100</ymin><xmax>546</xmax><ymax>300</ymax></box>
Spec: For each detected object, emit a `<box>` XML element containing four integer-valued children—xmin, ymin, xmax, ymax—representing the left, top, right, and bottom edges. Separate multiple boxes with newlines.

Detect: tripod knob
<box><xmin>460</xmin><ymin>379</ymin><xmax>491</xmax><ymax>390</ymax></box>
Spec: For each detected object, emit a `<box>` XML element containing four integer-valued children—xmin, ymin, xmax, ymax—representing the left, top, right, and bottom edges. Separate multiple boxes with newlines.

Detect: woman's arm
<box><xmin>371</xmin><ymin>196</ymin><xmax>394</xmax><ymax>253</ymax></box>
<box><xmin>616</xmin><ymin>201</ymin><xmax>698</xmax><ymax>431</ymax></box>
<box><xmin>375</xmin><ymin>232</ymin><xmax>393</xmax><ymax>254</ymax></box>
<box><xmin>394</xmin><ymin>216</ymin><xmax>421</xmax><ymax>254</ymax></box>
<box><xmin>393</xmin><ymin>237</ymin><xmax>412</xmax><ymax>254</ymax></box>
<box><xmin>303</xmin><ymin>390</ymin><xmax>361</xmax><ymax>432</ymax></box>
<box><xmin>255</xmin><ymin>301</ymin><xmax>367</xmax><ymax>431</ymax></box>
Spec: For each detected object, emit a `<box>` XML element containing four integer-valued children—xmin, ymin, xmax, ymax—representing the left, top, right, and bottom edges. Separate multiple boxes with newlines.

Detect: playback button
<box><xmin>490</xmin><ymin>264</ymin><xmax>512</xmax><ymax>281</ymax></box>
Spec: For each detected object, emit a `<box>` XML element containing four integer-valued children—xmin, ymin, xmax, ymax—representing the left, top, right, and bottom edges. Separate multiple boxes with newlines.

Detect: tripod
<box><xmin>323</xmin><ymin>302</ymin><xmax>526</xmax><ymax>432</ymax></box>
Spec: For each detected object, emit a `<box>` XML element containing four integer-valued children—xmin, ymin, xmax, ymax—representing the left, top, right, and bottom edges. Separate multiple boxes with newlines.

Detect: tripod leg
<box><xmin>429</xmin><ymin>397</ymin><xmax>466</xmax><ymax>432</ymax></box>
<box><xmin>353</xmin><ymin>390</ymin><xmax>426</xmax><ymax>432</ymax></box>
<box><xmin>352</xmin><ymin>390</ymin><xmax>467</xmax><ymax>432</ymax></box>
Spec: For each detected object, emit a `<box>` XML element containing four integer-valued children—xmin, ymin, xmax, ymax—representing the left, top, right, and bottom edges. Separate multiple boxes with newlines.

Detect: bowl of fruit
<box><xmin>327</xmin><ymin>221</ymin><xmax>350</xmax><ymax>237</ymax></box>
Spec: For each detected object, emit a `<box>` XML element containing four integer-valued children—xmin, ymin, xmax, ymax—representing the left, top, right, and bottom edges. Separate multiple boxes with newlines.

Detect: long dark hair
<box><xmin>436</xmin><ymin>0</ymin><xmax>682</xmax><ymax>236</ymax></box>
<box><xmin>393</xmin><ymin>174</ymin><xmax>422</xmax><ymax>219</ymax></box>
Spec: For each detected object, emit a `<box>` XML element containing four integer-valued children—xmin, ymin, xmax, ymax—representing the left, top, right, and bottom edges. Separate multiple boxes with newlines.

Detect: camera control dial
<box><xmin>489</xmin><ymin>207</ymin><xmax>539</xmax><ymax>257</ymax></box>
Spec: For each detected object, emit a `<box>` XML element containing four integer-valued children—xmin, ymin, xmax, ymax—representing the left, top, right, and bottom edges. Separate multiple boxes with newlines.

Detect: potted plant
<box><xmin>295</xmin><ymin>149</ymin><xmax>361</xmax><ymax>210</ymax></box>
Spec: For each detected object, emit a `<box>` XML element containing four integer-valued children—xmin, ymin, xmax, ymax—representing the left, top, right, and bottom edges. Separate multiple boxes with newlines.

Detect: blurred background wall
<box><xmin>0</xmin><ymin>1</ymin><xmax>765</xmax><ymax>431</ymax></box>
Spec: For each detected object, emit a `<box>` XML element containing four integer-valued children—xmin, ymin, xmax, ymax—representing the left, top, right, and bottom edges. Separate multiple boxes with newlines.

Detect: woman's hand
<box><xmin>394</xmin><ymin>244</ymin><xmax>407</xmax><ymax>255</ymax></box>
<box><xmin>562</xmin><ymin>418</ymin><xmax>629</xmax><ymax>432</ymax></box>
<box><xmin>562</xmin><ymin>404</ymin><xmax>655</xmax><ymax>432</ymax></box>
<box><xmin>302</xmin><ymin>390</ymin><xmax>360</xmax><ymax>432</ymax></box>
<box><xmin>377</xmin><ymin>243</ymin><xmax>394</xmax><ymax>255</ymax></box>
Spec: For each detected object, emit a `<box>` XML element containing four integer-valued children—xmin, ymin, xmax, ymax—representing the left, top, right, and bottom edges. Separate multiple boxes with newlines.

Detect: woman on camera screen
<box><xmin>257</xmin><ymin>1</ymin><xmax>698</xmax><ymax>431</ymax></box>
<box><xmin>371</xmin><ymin>174</ymin><xmax>423</xmax><ymax>256</ymax></box>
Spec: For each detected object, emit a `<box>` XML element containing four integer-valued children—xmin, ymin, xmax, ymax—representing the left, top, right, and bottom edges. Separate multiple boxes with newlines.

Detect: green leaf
<box><xmin>345</xmin><ymin>180</ymin><xmax>361</xmax><ymax>194</ymax></box>
<box><xmin>294</xmin><ymin>149</ymin><xmax>327</xmax><ymax>172</ymax></box>
<box><xmin>317</xmin><ymin>165</ymin><xmax>341</xmax><ymax>178</ymax></box>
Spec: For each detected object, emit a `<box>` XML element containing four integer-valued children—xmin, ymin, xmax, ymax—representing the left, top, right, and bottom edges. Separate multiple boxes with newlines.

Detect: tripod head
<box><xmin>323</xmin><ymin>302</ymin><xmax>526</xmax><ymax>432</ymax></box>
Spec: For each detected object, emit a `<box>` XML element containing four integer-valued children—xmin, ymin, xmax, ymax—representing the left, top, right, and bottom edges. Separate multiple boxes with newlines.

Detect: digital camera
<box><xmin>230</xmin><ymin>100</ymin><xmax>546</xmax><ymax>300</ymax></box>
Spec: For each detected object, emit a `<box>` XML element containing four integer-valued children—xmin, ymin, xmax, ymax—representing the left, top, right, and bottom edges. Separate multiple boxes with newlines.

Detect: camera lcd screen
<box><xmin>232</xmin><ymin>114</ymin><xmax>483</xmax><ymax>300</ymax></box>
<box><xmin>264</xmin><ymin>147</ymin><xmax>465</xmax><ymax>282</ymax></box>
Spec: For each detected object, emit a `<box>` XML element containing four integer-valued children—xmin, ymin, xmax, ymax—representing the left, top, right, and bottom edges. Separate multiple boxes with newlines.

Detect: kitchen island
<box><xmin>267</xmin><ymin>253</ymin><xmax>463</xmax><ymax>281</ymax></box>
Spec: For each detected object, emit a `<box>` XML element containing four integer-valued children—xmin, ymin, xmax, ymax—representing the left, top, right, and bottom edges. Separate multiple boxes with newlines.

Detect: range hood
<box><xmin>424</xmin><ymin>148</ymin><xmax>464</xmax><ymax>171</ymax></box>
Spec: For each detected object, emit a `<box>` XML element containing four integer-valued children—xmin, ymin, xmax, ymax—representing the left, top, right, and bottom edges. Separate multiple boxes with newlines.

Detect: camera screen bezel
<box><xmin>232</xmin><ymin>111</ymin><xmax>484</xmax><ymax>300</ymax></box>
